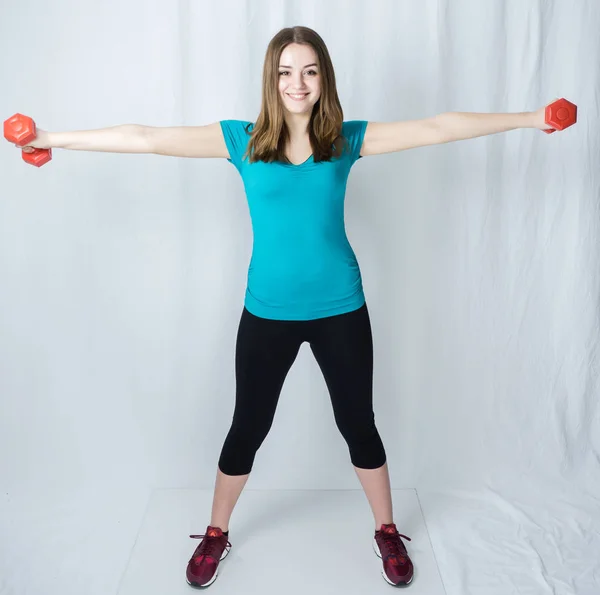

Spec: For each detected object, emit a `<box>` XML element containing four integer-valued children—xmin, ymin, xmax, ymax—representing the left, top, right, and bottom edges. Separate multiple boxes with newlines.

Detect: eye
<box><xmin>278</xmin><ymin>70</ymin><xmax>318</xmax><ymax>76</ymax></box>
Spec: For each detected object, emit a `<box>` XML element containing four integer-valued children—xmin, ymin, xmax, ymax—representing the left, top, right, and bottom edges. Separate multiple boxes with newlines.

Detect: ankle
<box><xmin>375</xmin><ymin>521</ymin><xmax>394</xmax><ymax>532</ymax></box>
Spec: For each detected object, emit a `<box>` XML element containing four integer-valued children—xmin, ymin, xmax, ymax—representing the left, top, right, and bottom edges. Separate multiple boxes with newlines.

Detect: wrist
<box><xmin>47</xmin><ymin>131</ymin><xmax>74</xmax><ymax>149</ymax></box>
<box><xmin>524</xmin><ymin>111</ymin><xmax>538</xmax><ymax>128</ymax></box>
<box><xmin>46</xmin><ymin>131</ymin><xmax>59</xmax><ymax>148</ymax></box>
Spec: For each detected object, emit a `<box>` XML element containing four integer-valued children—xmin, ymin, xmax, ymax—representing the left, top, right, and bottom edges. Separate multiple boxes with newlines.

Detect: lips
<box><xmin>287</xmin><ymin>93</ymin><xmax>309</xmax><ymax>101</ymax></box>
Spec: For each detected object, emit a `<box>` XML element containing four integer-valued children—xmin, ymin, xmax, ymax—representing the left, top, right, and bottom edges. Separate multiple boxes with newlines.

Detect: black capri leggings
<box><xmin>218</xmin><ymin>302</ymin><xmax>387</xmax><ymax>476</ymax></box>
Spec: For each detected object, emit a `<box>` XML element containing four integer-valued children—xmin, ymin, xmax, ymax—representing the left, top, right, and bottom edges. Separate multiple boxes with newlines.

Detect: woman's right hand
<box><xmin>15</xmin><ymin>128</ymin><xmax>51</xmax><ymax>152</ymax></box>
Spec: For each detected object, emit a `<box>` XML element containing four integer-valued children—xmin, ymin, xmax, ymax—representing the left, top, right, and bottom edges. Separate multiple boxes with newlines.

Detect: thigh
<box><xmin>308</xmin><ymin>304</ymin><xmax>375</xmax><ymax>424</ymax></box>
<box><xmin>232</xmin><ymin>308</ymin><xmax>304</xmax><ymax>427</ymax></box>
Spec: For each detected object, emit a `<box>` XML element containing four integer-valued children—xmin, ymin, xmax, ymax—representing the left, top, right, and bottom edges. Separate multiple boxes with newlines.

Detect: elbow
<box><xmin>127</xmin><ymin>124</ymin><xmax>153</xmax><ymax>153</ymax></box>
<box><xmin>430</xmin><ymin>113</ymin><xmax>453</xmax><ymax>144</ymax></box>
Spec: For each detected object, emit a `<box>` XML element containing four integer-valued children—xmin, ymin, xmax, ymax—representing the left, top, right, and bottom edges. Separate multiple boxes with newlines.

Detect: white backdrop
<box><xmin>1</xmin><ymin>1</ymin><xmax>598</xmax><ymax>594</ymax></box>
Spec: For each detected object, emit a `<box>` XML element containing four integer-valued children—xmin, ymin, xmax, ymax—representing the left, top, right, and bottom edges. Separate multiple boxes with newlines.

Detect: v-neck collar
<box><xmin>282</xmin><ymin>154</ymin><xmax>314</xmax><ymax>167</ymax></box>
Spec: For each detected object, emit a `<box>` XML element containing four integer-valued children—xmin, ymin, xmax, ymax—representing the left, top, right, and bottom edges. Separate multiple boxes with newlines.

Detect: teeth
<box><xmin>289</xmin><ymin>94</ymin><xmax>308</xmax><ymax>99</ymax></box>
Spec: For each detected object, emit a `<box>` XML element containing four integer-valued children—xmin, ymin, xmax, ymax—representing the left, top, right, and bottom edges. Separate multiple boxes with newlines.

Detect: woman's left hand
<box><xmin>531</xmin><ymin>99</ymin><xmax>559</xmax><ymax>131</ymax></box>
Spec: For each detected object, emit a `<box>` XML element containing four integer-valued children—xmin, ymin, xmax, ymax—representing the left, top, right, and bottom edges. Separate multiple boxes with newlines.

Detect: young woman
<box><xmin>14</xmin><ymin>25</ymin><xmax>557</xmax><ymax>590</ymax></box>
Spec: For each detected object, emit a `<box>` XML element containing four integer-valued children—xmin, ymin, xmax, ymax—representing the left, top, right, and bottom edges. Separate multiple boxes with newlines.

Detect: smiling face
<box><xmin>278</xmin><ymin>43</ymin><xmax>322</xmax><ymax>116</ymax></box>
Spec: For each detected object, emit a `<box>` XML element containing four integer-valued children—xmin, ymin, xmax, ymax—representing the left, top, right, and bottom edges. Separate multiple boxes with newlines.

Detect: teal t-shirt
<box><xmin>219</xmin><ymin>119</ymin><xmax>368</xmax><ymax>321</ymax></box>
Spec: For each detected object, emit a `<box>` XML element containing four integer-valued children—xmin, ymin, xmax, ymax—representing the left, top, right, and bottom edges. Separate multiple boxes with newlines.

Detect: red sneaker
<box><xmin>373</xmin><ymin>523</ymin><xmax>414</xmax><ymax>586</ymax></box>
<box><xmin>186</xmin><ymin>526</ymin><xmax>232</xmax><ymax>588</ymax></box>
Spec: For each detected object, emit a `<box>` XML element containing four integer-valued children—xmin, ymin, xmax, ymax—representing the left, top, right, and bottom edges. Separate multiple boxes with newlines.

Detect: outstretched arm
<box><xmin>360</xmin><ymin>102</ymin><xmax>558</xmax><ymax>157</ymax></box>
<box><xmin>10</xmin><ymin>121</ymin><xmax>230</xmax><ymax>158</ymax></box>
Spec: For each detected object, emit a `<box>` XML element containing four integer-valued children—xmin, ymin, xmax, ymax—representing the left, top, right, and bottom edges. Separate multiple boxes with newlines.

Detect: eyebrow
<box><xmin>278</xmin><ymin>63</ymin><xmax>318</xmax><ymax>69</ymax></box>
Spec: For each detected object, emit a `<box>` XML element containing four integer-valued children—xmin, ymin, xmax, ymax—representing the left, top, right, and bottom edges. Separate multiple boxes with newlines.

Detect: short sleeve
<box><xmin>342</xmin><ymin>120</ymin><xmax>368</xmax><ymax>165</ymax></box>
<box><xmin>219</xmin><ymin>120</ymin><xmax>253</xmax><ymax>172</ymax></box>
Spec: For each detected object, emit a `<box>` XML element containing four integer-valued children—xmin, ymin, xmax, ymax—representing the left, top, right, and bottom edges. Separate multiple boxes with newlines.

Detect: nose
<box><xmin>291</xmin><ymin>71</ymin><xmax>306</xmax><ymax>89</ymax></box>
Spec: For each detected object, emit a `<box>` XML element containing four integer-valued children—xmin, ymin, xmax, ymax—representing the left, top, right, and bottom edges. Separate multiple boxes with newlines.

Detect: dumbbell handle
<box><xmin>3</xmin><ymin>113</ymin><xmax>52</xmax><ymax>167</ymax></box>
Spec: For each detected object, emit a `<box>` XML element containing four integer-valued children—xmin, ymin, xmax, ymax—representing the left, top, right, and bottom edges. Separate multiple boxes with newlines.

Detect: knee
<box><xmin>218</xmin><ymin>421</ymin><xmax>272</xmax><ymax>475</ymax></box>
<box><xmin>334</xmin><ymin>413</ymin><xmax>378</xmax><ymax>444</ymax></box>
<box><xmin>336</xmin><ymin>420</ymin><xmax>386</xmax><ymax>469</ymax></box>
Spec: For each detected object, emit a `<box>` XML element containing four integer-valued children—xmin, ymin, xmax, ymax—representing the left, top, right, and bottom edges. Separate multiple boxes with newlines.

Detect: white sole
<box><xmin>373</xmin><ymin>536</ymin><xmax>414</xmax><ymax>586</ymax></box>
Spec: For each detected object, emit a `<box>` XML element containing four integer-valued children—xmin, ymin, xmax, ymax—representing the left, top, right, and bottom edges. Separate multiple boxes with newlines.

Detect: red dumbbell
<box><xmin>543</xmin><ymin>98</ymin><xmax>577</xmax><ymax>134</ymax></box>
<box><xmin>3</xmin><ymin>113</ymin><xmax>52</xmax><ymax>167</ymax></box>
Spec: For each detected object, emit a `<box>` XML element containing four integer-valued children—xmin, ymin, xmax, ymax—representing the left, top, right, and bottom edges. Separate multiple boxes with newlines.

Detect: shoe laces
<box><xmin>189</xmin><ymin>531</ymin><xmax>231</xmax><ymax>562</ymax></box>
<box><xmin>380</xmin><ymin>526</ymin><xmax>411</xmax><ymax>564</ymax></box>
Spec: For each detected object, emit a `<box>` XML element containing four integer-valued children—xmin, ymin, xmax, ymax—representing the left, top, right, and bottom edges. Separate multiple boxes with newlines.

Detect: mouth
<box><xmin>286</xmin><ymin>93</ymin><xmax>310</xmax><ymax>101</ymax></box>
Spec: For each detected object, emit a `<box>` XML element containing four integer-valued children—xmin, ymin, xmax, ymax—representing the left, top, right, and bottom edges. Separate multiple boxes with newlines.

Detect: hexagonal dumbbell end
<box><xmin>4</xmin><ymin>113</ymin><xmax>36</xmax><ymax>145</ymax></box>
<box><xmin>3</xmin><ymin>113</ymin><xmax>52</xmax><ymax>167</ymax></box>
<box><xmin>23</xmin><ymin>147</ymin><xmax>53</xmax><ymax>167</ymax></box>
<box><xmin>543</xmin><ymin>98</ymin><xmax>577</xmax><ymax>135</ymax></box>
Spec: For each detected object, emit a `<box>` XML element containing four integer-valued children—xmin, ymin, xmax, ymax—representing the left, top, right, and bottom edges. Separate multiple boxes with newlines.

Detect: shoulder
<box><xmin>339</xmin><ymin>120</ymin><xmax>369</xmax><ymax>162</ymax></box>
<box><xmin>219</xmin><ymin>120</ymin><xmax>255</xmax><ymax>168</ymax></box>
<box><xmin>220</xmin><ymin>120</ymin><xmax>255</xmax><ymax>135</ymax></box>
<box><xmin>342</xmin><ymin>120</ymin><xmax>368</xmax><ymax>137</ymax></box>
<box><xmin>219</xmin><ymin>120</ymin><xmax>255</xmax><ymax>155</ymax></box>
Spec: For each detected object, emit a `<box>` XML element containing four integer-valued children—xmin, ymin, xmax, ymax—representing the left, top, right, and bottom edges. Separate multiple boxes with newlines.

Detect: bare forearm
<box><xmin>48</xmin><ymin>124</ymin><xmax>151</xmax><ymax>153</ymax></box>
<box><xmin>434</xmin><ymin>111</ymin><xmax>536</xmax><ymax>143</ymax></box>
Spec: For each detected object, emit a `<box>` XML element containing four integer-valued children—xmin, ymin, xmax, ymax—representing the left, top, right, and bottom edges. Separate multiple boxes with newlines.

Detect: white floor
<box><xmin>2</xmin><ymin>479</ymin><xmax>598</xmax><ymax>595</ymax></box>
<box><xmin>118</xmin><ymin>488</ymin><xmax>444</xmax><ymax>594</ymax></box>
<box><xmin>0</xmin><ymin>485</ymin><xmax>148</xmax><ymax>595</ymax></box>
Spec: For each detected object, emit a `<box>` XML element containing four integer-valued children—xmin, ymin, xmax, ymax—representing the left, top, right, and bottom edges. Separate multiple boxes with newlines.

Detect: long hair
<box><xmin>244</xmin><ymin>26</ymin><xmax>347</xmax><ymax>164</ymax></box>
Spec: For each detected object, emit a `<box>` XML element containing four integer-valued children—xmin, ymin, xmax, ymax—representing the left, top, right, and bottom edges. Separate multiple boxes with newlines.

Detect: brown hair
<box><xmin>243</xmin><ymin>26</ymin><xmax>348</xmax><ymax>164</ymax></box>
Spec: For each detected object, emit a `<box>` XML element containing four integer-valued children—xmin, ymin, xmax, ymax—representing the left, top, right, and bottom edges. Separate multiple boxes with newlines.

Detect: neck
<box><xmin>283</xmin><ymin>112</ymin><xmax>312</xmax><ymax>140</ymax></box>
